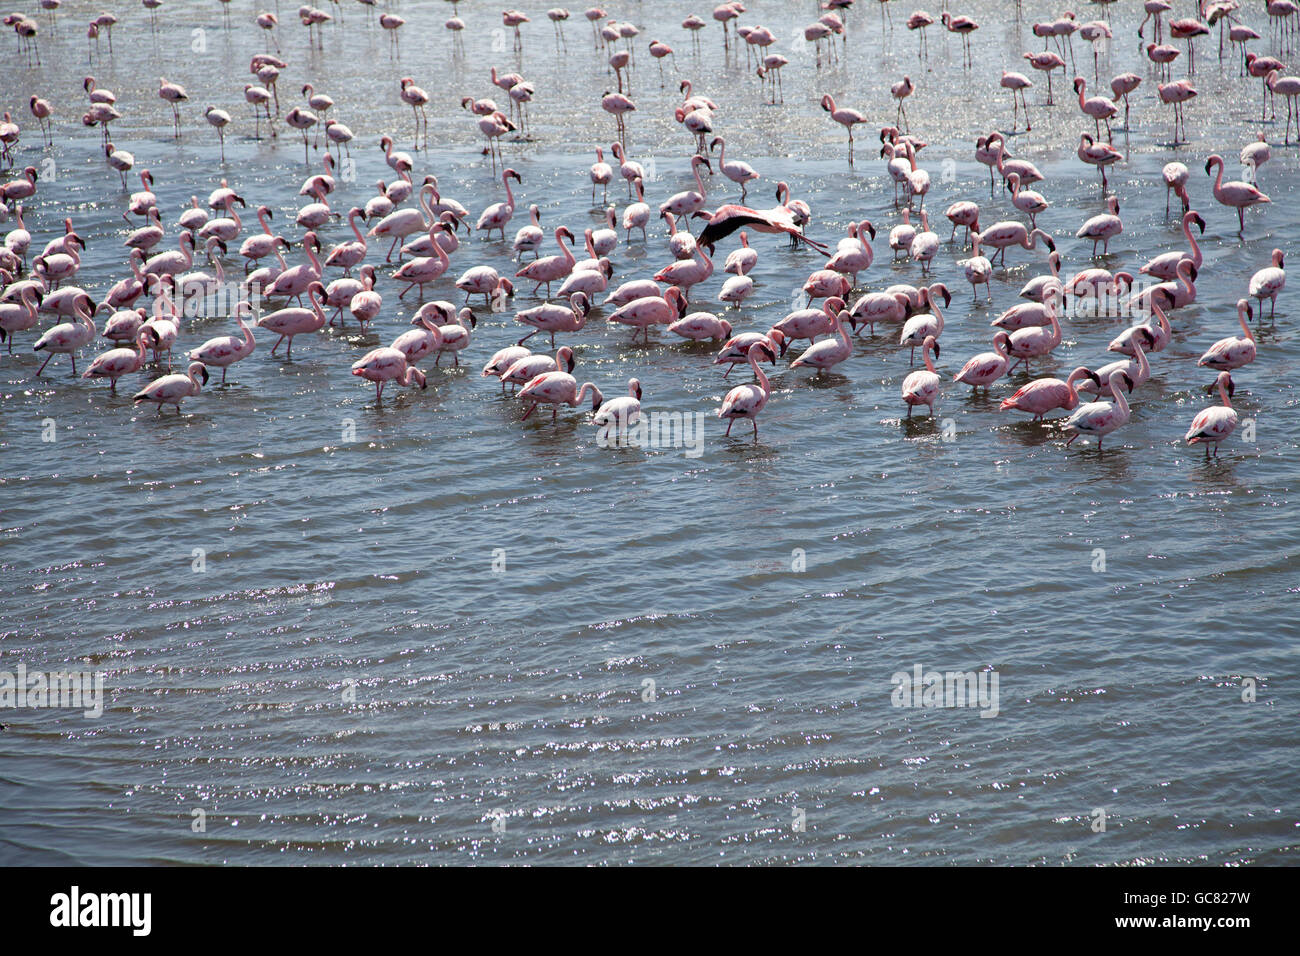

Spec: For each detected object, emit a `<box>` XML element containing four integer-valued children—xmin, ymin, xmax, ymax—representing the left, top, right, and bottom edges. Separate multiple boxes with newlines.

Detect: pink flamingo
<box><xmin>1249</xmin><ymin>248</ymin><xmax>1286</xmax><ymax>318</ymax></box>
<box><xmin>1063</xmin><ymin>369</ymin><xmax>1132</xmax><ymax>449</ymax></box>
<box><xmin>516</xmin><ymin>292</ymin><xmax>592</xmax><ymax>346</ymax></box>
<box><xmin>1077</xmin><ymin>133</ymin><xmax>1122</xmax><ymax>189</ymax></box>
<box><xmin>1139</xmin><ymin>210</ymin><xmax>1205</xmax><ymax>281</ymax></box>
<box><xmin>33</xmin><ymin>293</ymin><xmax>96</xmax><ymax>375</ymax></box>
<box><xmin>654</xmin><ymin>245</ymin><xmax>714</xmax><ymax>300</ymax></box>
<box><xmin>971</xmin><ymin>220</ymin><xmax>1055</xmax><ymax>267</ymax></box>
<box><xmin>257</xmin><ymin>281</ymin><xmax>328</xmax><ymax>358</ymax></box>
<box><xmin>0</xmin><ymin>284</ymin><xmax>42</xmax><ymax>351</ymax></box>
<box><xmin>476</xmin><ymin>168</ymin><xmax>522</xmax><ymax>239</ymax></box>
<box><xmin>953</xmin><ymin>332</ymin><xmax>1012</xmax><ymax>392</ymax></box>
<box><xmin>323</xmin><ymin>207</ymin><xmax>367</xmax><ymax>273</ymax></box>
<box><xmin>1185</xmin><ymin>371</ymin><xmax>1239</xmax><ymax>457</ymax></box>
<box><xmin>1162</xmin><ymin>162</ymin><xmax>1191</xmax><ymax>216</ymax></box>
<box><xmin>84</xmin><ymin>328</ymin><xmax>153</xmax><ymax>391</ymax></box>
<box><xmin>1001</xmin><ymin>71</ymin><xmax>1033</xmax><ymax>131</ymax></box>
<box><xmin>1076</xmin><ymin>195</ymin><xmax>1123</xmax><ymax>256</ymax></box>
<box><xmin>349</xmin><ymin>268</ymin><xmax>382</xmax><ymax>332</ymax></box>
<box><xmin>1267</xmin><ymin>69</ymin><xmax>1300</xmax><ymax>142</ymax></box>
<box><xmin>609</xmin><ymin>286</ymin><xmax>687</xmax><ymax>342</ymax></box>
<box><xmin>1169</xmin><ymin>17</ymin><xmax>1210</xmax><ymax>75</ymax></box>
<box><xmin>368</xmin><ymin>183</ymin><xmax>436</xmax><ymax>262</ymax></box>
<box><xmin>714</xmin><ymin>329</ymin><xmax>787</xmax><ymax>377</ymax></box>
<box><xmin>899</xmin><ymin>284</ymin><xmax>950</xmax><ymax>362</ymax></box>
<box><xmin>352</xmin><ymin>347</ymin><xmax>427</xmax><ymax>402</ymax></box>
<box><xmin>1001</xmin><ymin>366</ymin><xmax>1098</xmax><ymax>419</ymax></box>
<box><xmin>134</xmin><ymin>361</ymin><xmax>208</xmax><ymax>414</ymax></box>
<box><xmin>393</xmin><ymin>225</ymin><xmax>452</xmax><ymax>299</ymax></box>
<box><xmin>1158</xmin><ymin>79</ymin><xmax>1197</xmax><ymax>144</ymax></box>
<box><xmin>791</xmin><ymin>305</ymin><xmax>853</xmax><ymax>374</ymax></box>
<box><xmin>659</xmin><ymin>155</ymin><xmax>713</xmax><ymax>229</ymax></box>
<box><xmin>1205</xmin><ymin>154</ymin><xmax>1270</xmax><ymax>231</ymax></box>
<box><xmin>1110</xmin><ymin>72</ymin><xmax>1142</xmax><ymax>128</ymax></box>
<box><xmin>1128</xmin><ymin>258</ymin><xmax>1198</xmax><ymax>312</ymax></box>
<box><xmin>482</xmin><ymin>343</ymin><xmax>533</xmax><ymax>391</ymax></box>
<box><xmin>158</xmin><ymin>77</ymin><xmax>187</xmax><ymax>138</ymax></box>
<box><xmin>1109</xmin><ymin>301</ymin><xmax>1172</xmax><ymax>357</ymax></box>
<box><xmin>669</xmin><ymin>311</ymin><xmax>733</xmax><ymax>342</ymax></box>
<box><xmin>1006</xmin><ymin>292</ymin><xmax>1062</xmax><ymax>372</ymax></box>
<box><xmin>941</xmin><ymin>12</ymin><xmax>979</xmax><ymax>67</ymax></box>
<box><xmin>718</xmin><ymin>341</ymin><xmax>778</xmax><ymax>437</ymax></box>
<box><xmin>1198</xmin><ymin>299</ymin><xmax>1257</xmax><ymax>371</ymax></box>
<box><xmin>516</xmin><ymin>226</ymin><xmax>577</xmax><ymax>296</ymax></box>
<box><xmin>592</xmin><ymin>378</ymin><xmax>643</xmax><ymax>431</ymax></box>
<box><xmin>901</xmin><ymin>335</ymin><xmax>942</xmax><ymax>417</ymax></box>
<box><xmin>265</xmin><ymin>233</ymin><xmax>323</xmax><ymax>303</ymax></box>
<box><xmin>821</xmin><ymin>94</ymin><xmax>868</xmax><ymax>163</ymax></box>
<box><xmin>1078</xmin><ymin>335</ymin><xmax>1150</xmax><ymax>397</ymax></box>
<box><xmin>187</xmin><ymin>304</ymin><xmax>256</xmax><ymax>384</ymax></box>
<box><xmin>1023</xmin><ymin>50</ymin><xmax>1066</xmax><ymax>104</ymax></box>
<box><xmin>1074</xmin><ymin>77</ymin><xmax>1118</xmax><ymax>139</ymax></box>
<box><xmin>518</xmin><ymin>366</ymin><xmax>603</xmax><ymax>422</ymax></box>
<box><xmin>775</xmin><ymin>296</ymin><xmax>849</xmax><ymax>345</ymax></box>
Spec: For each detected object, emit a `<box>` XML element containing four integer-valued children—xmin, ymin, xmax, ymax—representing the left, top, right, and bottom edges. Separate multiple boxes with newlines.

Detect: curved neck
<box><xmin>503</xmin><ymin>175</ymin><xmax>515</xmax><ymax>208</ymax></box>
<box><xmin>692</xmin><ymin>161</ymin><xmax>707</xmax><ymax>196</ymax></box>
<box><xmin>750</xmin><ymin>349</ymin><xmax>771</xmax><ymax>396</ymax></box>
<box><xmin>259</xmin><ymin>208</ymin><xmax>273</xmax><ymax>235</ymax></box>
<box><xmin>1218</xmin><ymin>380</ymin><xmax>1233</xmax><ymax>408</ymax></box>
<box><xmin>1183</xmin><ymin>216</ymin><xmax>1202</xmax><ymax>265</ymax></box>
<box><xmin>1108</xmin><ymin>375</ymin><xmax>1130</xmax><ymax>416</ymax></box>
<box><xmin>1238</xmin><ymin>304</ymin><xmax>1254</xmax><ymax>341</ymax></box>
<box><xmin>349</xmin><ymin>210</ymin><xmax>364</xmax><ymax>243</ymax></box>
<box><xmin>922</xmin><ymin>346</ymin><xmax>937</xmax><ymax>374</ymax></box>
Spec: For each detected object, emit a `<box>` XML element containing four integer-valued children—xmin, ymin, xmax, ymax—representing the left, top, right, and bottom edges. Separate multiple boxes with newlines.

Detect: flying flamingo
<box><xmin>1198</xmin><ymin>299</ymin><xmax>1257</xmax><ymax>371</ymax></box>
<box><xmin>718</xmin><ymin>340</ymin><xmax>778</xmax><ymax>438</ymax></box>
<box><xmin>901</xmin><ymin>335</ymin><xmax>942</xmax><ymax>417</ymax></box>
<box><xmin>1185</xmin><ymin>371</ymin><xmax>1239</xmax><ymax>457</ymax></box>
<box><xmin>1063</xmin><ymin>368</ymin><xmax>1133</xmax><ymax>449</ymax></box>
<box><xmin>187</xmin><ymin>303</ymin><xmax>256</xmax><ymax>384</ymax></box>
<box><xmin>133</xmin><ymin>361</ymin><xmax>209</xmax><ymax>414</ymax></box>
<box><xmin>1205</xmin><ymin>154</ymin><xmax>1270</xmax><ymax>231</ymax></box>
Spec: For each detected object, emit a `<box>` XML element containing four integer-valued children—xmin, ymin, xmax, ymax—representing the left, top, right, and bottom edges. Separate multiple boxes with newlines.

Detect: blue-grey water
<box><xmin>1</xmin><ymin>0</ymin><xmax>1297</xmax><ymax>865</ymax></box>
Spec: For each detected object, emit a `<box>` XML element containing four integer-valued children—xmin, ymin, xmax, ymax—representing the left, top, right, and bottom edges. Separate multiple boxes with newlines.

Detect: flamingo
<box><xmin>500</xmin><ymin>346</ymin><xmax>574</xmax><ymax>389</ymax></box>
<box><xmin>187</xmin><ymin>304</ymin><xmax>256</xmax><ymax>384</ymax></box>
<box><xmin>899</xmin><ymin>284</ymin><xmax>950</xmax><ymax>362</ymax></box>
<box><xmin>901</xmin><ymin>335</ymin><xmax>942</xmax><ymax>417</ymax></box>
<box><xmin>1158</xmin><ymin>79</ymin><xmax>1197</xmax><ymax>144</ymax></box>
<box><xmin>1000</xmin><ymin>366</ymin><xmax>1098</xmax><ymax>420</ymax></box>
<box><xmin>368</xmin><ymin>182</ymin><xmax>436</xmax><ymax>261</ymax></box>
<box><xmin>659</xmin><ymin>155</ymin><xmax>713</xmax><ymax>230</ymax></box>
<box><xmin>84</xmin><ymin>328</ymin><xmax>154</xmax><ymax>392</ymax></box>
<box><xmin>718</xmin><ymin>341</ymin><xmax>778</xmax><ymax>437</ymax></box>
<box><xmin>1268</xmin><ymin>70</ymin><xmax>1300</xmax><ymax>142</ymax></box>
<box><xmin>1006</xmin><ymin>292</ymin><xmax>1063</xmax><ymax>372</ymax></box>
<box><xmin>518</xmin><ymin>365</ymin><xmax>602</xmax><ymax>422</ymax></box>
<box><xmin>158</xmin><ymin>77</ymin><xmax>187</xmax><ymax>138</ymax></box>
<box><xmin>1005</xmin><ymin>172</ymin><xmax>1049</xmax><ymax>228</ymax></box>
<box><xmin>1020</xmin><ymin>251</ymin><xmax>1064</xmax><ymax>303</ymax></box>
<box><xmin>513</xmin><ymin>204</ymin><xmax>544</xmax><ymax>260</ymax></box>
<box><xmin>1063</xmin><ymin>368</ymin><xmax>1133</xmax><ymax>449</ymax></box>
<box><xmin>482</xmin><ymin>342</ymin><xmax>533</xmax><ymax>391</ymax></box>
<box><xmin>393</xmin><ymin>226</ymin><xmax>452</xmax><ymax>299</ymax></box>
<box><xmin>592</xmin><ymin>376</ymin><xmax>643</xmax><ymax>437</ymax></box>
<box><xmin>668</xmin><ymin>311</ymin><xmax>732</xmax><ymax>342</ymax></box>
<box><xmin>1077</xmin><ymin>195</ymin><xmax>1123</xmax><ymax>256</ymax></box>
<box><xmin>1001</xmin><ymin>71</ymin><xmax>1033</xmax><ymax>131</ymax></box>
<box><xmin>590</xmin><ymin>148</ymin><xmax>613</xmax><ymax>203</ymax></box>
<box><xmin>953</xmin><ymin>332</ymin><xmax>1013</xmax><ymax>392</ymax></box>
<box><xmin>791</xmin><ymin>304</ymin><xmax>853</xmax><ymax>374</ymax></box>
<box><xmin>710</xmin><ymin>137</ymin><xmax>759</xmax><ymax>201</ymax></box>
<box><xmin>1077</xmin><ymin>133</ymin><xmax>1123</xmax><ymax>189</ymax></box>
<box><xmin>1078</xmin><ymin>334</ymin><xmax>1150</xmax><ymax>397</ymax></box>
<box><xmin>1129</xmin><ymin>258</ymin><xmax>1199</xmax><ymax>313</ymax></box>
<box><xmin>1249</xmin><ymin>248</ymin><xmax>1286</xmax><ymax>318</ymax></box>
<box><xmin>516</xmin><ymin>226</ymin><xmax>577</xmax><ymax>296</ymax></box>
<box><xmin>623</xmin><ymin>177</ymin><xmax>651</xmax><ymax>243</ymax></box>
<box><xmin>516</xmin><ymin>292</ymin><xmax>592</xmax><ymax>346</ymax></box>
<box><xmin>945</xmin><ymin>200</ymin><xmax>980</xmax><ymax>248</ymax></box>
<box><xmin>1110</xmin><ymin>302</ymin><xmax>1173</xmax><ymax>357</ymax></box>
<box><xmin>476</xmin><ymin>168</ymin><xmax>522</xmax><ymax>240</ymax></box>
<box><xmin>349</xmin><ymin>268</ymin><xmax>382</xmax><ymax>332</ymax></box>
<box><xmin>1185</xmin><ymin>372</ymin><xmax>1239</xmax><ymax>457</ymax></box>
<box><xmin>1110</xmin><ymin>72</ymin><xmax>1142</xmax><ymax>128</ymax></box>
<box><xmin>33</xmin><ymin>293</ymin><xmax>96</xmax><ymax>375</ymax></box>
<box><xmin>0</xmin><ymin>284</ymin><xmax>43</xmax><ymax>351</ymax></box>
<box><xmin>941</xmin><ymin>12</ymin><xmax>979</xmax><ymax>67</ymax></box>
<box><xmin>1163</xmin><ymin>162</ymin><xmax>1191</xmax><ymax>216</ymax></box>
<box><xmin>134</xmin><ymin>361</ymin><xmax>209</xmax><ymax>414</ymax></box>
<box><xmin>1205</xmin><ymin>154</ymin><xmax>1270</xmax><ymax>231</ymax></box>
<box><xmin>821</xmin><ymin>94</ymin><xmax>867</xmax><ymax>163</ymax></box>
<box><xmin>1139</xmin><ymin>211</ymin><xmax>1205</xmax><ymax>281</ymax></box>
<box><xmin>1023</xmin><ymin>50</ymin><xmax>1067</xmax><ymax>104</ymax></box>
<box><xmin>1198</xmin><ymin>299</ymin><xmax>1257</xmax><ymax>371</ymax></box>
<box><xmin>323</xmin><ymin>207</ymin><xmax>367</xmax><ymax>274</ymax></box>
<box><xmin>971</xmin><ymin>221</ymin><xmax>1055</xmax><ymax>267</ymax></box>
<box><xmin>257</xmin><ymin>281</ymin><xmax>328</xmax><ymax>358</ymax></box>
<box><xmin>352</xmin><ymin>347</ymin><xmax>427</xmax><ymax>402</ymax></box>
<box><xmin>958</xmin><ymin>235</ymin><xmax>994</xmax><ymax>303</ymax></box>
<box><xmin>1074</xmin><ymin>77</ymin><xmax>1118</xmax><ymax>139</ymax></box>
<box><xmin>609</xmin><ymin>285</ymin><xmax>687</xmax><ymax>342</ymax></box>
<box><xmin>909</xmin><ymin>212</ymin><xmax>939</xmax><ymax>274</ymax></box>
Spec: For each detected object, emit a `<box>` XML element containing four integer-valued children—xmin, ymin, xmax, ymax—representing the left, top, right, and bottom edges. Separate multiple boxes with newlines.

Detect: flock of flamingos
<box><xmin>0</xmin><ymin>0</ymin><xmax>1294</xmax><ymax>456</ymax></box>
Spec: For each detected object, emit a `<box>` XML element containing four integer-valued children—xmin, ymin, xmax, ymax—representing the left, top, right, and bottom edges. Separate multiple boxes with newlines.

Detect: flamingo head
<box><xmin>767</xmin><ymin>328</ymin><xmax>789</xmax><ymax>358</ymax></box>
<box><xmin>628</xmin><ymin>378</ymin><xmax>643</xmax><ymax>400</ymax></box>
<box><xmin>1073</xmin><ymin>77</ymin><xmax>1085</xmax><ymax>93</ymax></box>
<box><xmin>557</xmin><ymin>346</ymin><xmax>576</xmax><ymax>373</ymax></box>
<box><xmin>380</xmin><ymin>134</ymin><xmax>393</xmax><ymax>149</ymax></box>
<box><xmin>557</xmin><ymin>226</ymin><xmax>576</xmax><ymax>245</ymax></box>
<box><xmin>820</xmin><ymin>94</ymin><xmax>834</xmax><ymax>112</ymax></box>
<box><xmin>571</xmin><ymin>292</ymin><xmax>592</xmax><ymax>317</ymax></box>
<box><xmin>1214</xmin><ymin>372</ymin><xmax>1236</xmax><ymax>398</ymax></box>
<box><xmin>1191</xmin><ymin>212</ymin><xmax>1205</xmax><ymax>234</ymax></box>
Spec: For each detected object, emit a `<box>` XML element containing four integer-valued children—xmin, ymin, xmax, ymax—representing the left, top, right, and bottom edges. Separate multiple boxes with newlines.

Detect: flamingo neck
<box><xmin>1108</xmin><ymin>375</ymin><xmax>1131</xmax><ymax>417</ymax></box>
<box><xmin>922</xmin><ymin>348</ymin><xmax>937</xmax><ymax>374</ymax></box>
<box><xmin>1238</xmin><ymin>305</ymin><xmax>1254</xmax><ymax>341</ymax></box>
<box><xmin>750</xmin><ymin>349</ymin><xmax>771</xmax><ymax>396</ymax></box>
<box><xmin>1219</xmin><ymin>381</ymin><xmax>1234</xmax><ymax>408</ymax></box>
<box><xmin>349</xmin><ymin>211</ymin><xmax>364</xmax><ymax>243</ymax></box>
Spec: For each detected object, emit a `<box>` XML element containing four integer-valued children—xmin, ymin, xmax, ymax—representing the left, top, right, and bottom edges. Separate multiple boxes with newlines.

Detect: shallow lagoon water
<box><xmin>0</xmin><ymin>1</ymin><xmax>1297</xmax><ymax>864</ymax></box>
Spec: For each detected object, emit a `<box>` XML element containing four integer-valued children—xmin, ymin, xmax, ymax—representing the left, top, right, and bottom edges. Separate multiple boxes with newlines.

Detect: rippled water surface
<box><xmin>1</xmin><ymin>0</ymin><xmax>1298</xmax><ymax>865</ymax></box>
